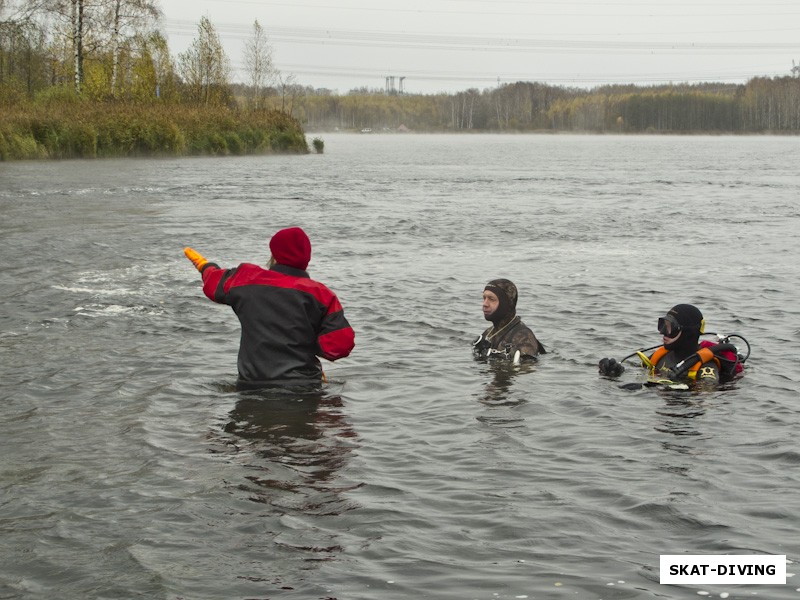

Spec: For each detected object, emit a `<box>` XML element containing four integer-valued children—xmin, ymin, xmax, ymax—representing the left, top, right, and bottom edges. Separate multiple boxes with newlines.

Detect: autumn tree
<box><xmin>120</xmin><ymin>30</ymin><xmax>174</xmax><ymax>101</ymax></box>
<box><xmin>104</xmin><ymin>0</ymin><xmax>161</xmax><ymax>96</ymax></box>
<box><xmin>178</xmin><ymin>15</ymin><xmax>231</xmax><ymax>105</ymax></box>
<box><xmin>276</xmin><ymin>71</ymin><xmax>299</xmax><ymax>114</ymax></box>
<box><xmin>20</xmin><ymin>0</ymin><xmax>96</xmax><ymax>93</ymax></box>
<box><xmin>1</xmin><ymin>17</ymin><xmax>50</xmax><ymax>97</ymax></box>
<box><xmin>243</xmin><ymin>19</ymin><xmax>275</xmax><ymax>109</ymax></box>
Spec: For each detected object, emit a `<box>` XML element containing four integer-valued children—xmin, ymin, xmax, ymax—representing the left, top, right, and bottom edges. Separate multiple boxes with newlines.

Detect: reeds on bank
<box><xmin>0</xmin><ymin>98</ymin><xmax>309</xmax><ymax>160</ymax></box>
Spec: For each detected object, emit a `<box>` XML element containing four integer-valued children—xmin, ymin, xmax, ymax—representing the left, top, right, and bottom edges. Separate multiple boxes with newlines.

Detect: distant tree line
<box><xmin>283</xmin><ymin>78</ymin><xmax>800</xmax><ymax>134</ymax></box>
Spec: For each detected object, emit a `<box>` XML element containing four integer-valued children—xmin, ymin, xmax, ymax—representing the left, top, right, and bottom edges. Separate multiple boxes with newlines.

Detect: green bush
<box><xmin>312</xmin><ymin>137</ymin><xmax>324</xmax><ymax>153</ymax></box>
<box><xmin>208</xmin><ymin>132</ymin><xmax>229</xmax><ymax>155</ymax></box>
<box><xmin>33</xmin><ymin>86</ymin><xmax>83</xmax><ymax>107</ymax></box>
<box><xmin>225</xmin><ymin>132</ymin><xmax>244</xmax><ymax>155</ymax></box>
<box><xmin>30</xmin><ymin>121</ymin><xmax>60</xmax><ymax>155</ymax></box>
<box><xmin>0</xmin><ymin>128</ymin><xmax>47</xmax><ymax>161</ymax></box>
<box><xmin>63</xmin><ymin>122</ymin><xmax>98</xmax><ymax>158</ymax></box>
<box><xmin>12</xmin><ymin>133</ymin><xmax>45</xmax><ymax>159</ymax></box>
<box><xmin>270</xmin><ymin>129</ymin><xmax>308</xmax><ymax>153</ymax></box>
<box><xmin>156</xmin><ymin>121</ymin><xmax>186</xmax><ymax>155</ymax></box>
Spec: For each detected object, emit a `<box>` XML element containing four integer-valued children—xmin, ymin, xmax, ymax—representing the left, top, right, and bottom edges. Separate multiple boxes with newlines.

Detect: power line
<box><xmin>230</xmin><ymin>61</ymin><xmax>789</xmax><ymax>84</ymax></box>
<box><xmin>166</xmin><ymin>0</ymin><xmax>800</xmax><ymax>19</ymax></box>
<box><xmin>163</xmin><ymin>21</ymin><xmax>800</xmax><ymax>53</ymax></box>
<box><xmin>162</xmin><ymin>16</ymin><xmax>800</xmax><ymax>41</ymax></box>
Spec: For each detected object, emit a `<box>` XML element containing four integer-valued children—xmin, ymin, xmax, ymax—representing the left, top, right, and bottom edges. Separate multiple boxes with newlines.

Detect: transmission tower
<box><xmin>385</xmin><ymin>76</ymin><xmax>406</xmax><ymax>95</ymax></box>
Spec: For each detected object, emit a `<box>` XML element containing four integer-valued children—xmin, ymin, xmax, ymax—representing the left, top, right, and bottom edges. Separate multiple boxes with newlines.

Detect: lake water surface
<box><xmin>1</xmin><ymin>134</ymin><xmax>799</xmax><ymax>599</ymax></box>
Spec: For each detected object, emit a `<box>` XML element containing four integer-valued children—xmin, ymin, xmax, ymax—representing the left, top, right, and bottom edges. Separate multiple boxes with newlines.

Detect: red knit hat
<box><xmin>269</xmin><ymin>227</ymin><xmax>311</xmax><ymax>270</ymax></box>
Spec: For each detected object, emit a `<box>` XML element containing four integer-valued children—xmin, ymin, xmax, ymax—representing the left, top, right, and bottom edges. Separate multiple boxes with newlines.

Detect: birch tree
<box><xmin>243</xmin><ymin>19</ymin><xmax>275</xmax><ymax>109</ymax></box>
<box><xmin>22</xmin><ymin>0</ymin><xmax>92</xmax><ymax>93</ymax></box>
<box><xmin>105</xmin><ymin>0</ymin><xmax>160</xmax><ymax>96</ymax></box>
<box><xmin>178</xmin><ymin>16</ymin><xmax>231</xmax><ymax>105</ymax></box>
<box><xmin>146</xmin><ymin>29</ymin><xmax>175</xmax><ymax>100</ymax></box>
<box><xmin>70</xmin><ymin>0</ymin><xmax>82</xmax><ymax>90</ymax></box>
<box><xmin>124</xmin><ymin>30</ymin><xmax>173</xmax><ymax>101</ymax></box>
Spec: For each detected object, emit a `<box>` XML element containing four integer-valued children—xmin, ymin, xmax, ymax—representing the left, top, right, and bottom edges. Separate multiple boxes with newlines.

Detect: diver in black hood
<box><xmin>473</xmin><ymin>278</ymin><xmax>546</xmax><ymax>363</ymax></box>
<box><xmin>659</xmin><ymin>304</ymin><xmax>705</xmax><ymax>356</ymax></box>
<box><xmin>599</xmin><ymin>303</ymin><xmax>744</xmax><ymax>385</ymax></box>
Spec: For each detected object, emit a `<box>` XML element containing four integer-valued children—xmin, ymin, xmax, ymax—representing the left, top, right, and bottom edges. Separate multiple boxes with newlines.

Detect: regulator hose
<box><xmin>672</xmin><ymin>342</ymin><xmax>740</xmax><ymax>378</ymax></box>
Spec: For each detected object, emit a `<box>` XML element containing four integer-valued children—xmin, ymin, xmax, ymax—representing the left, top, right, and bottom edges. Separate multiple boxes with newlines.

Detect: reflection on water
<box><xmin>477</xmin><ymin>360</ymin><xmax>538</xmax><ymax>405</ymax></box>
<box><xmin>654</xmin><ymin>395</ymin><xmax>707</xmax><ymax>438</ymax></box>
<box><xmin>214</xmin><ymin>389</ymin><xmax>360</xmax><ymax>515</ymax></box>
<box><xmin>208</xmin><ymin>387</ymin><xmax>362</xmax><ymax>561</ymax></box>
<box><xmin>653</xmin><ymin>394</ymin><xmax>715</xmax><ymax>482</ymax></box>
<box><xmin>474</xmin><ymin>360</ymin><xmax>538</xmax><ymax>427</ymax></box>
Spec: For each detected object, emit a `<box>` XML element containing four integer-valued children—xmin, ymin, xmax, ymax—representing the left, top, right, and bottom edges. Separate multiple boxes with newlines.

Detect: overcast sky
<box><xmin>159</xmin><ymin>0</ymin><xmax>800</xmax><ymax>94</ymax></box>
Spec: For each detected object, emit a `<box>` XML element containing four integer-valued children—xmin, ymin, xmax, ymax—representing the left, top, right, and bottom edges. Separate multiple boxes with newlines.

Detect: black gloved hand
<box><xmin>599</xmin><ymin>357</ymin><xmax>625</xmax><ymax>377</ymax></box>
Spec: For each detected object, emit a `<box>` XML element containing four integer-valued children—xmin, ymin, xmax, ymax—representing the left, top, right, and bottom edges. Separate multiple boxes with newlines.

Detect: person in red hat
<box><xmin>184</xmin><ymin>227</ymin><xmax>355</xmax><ymax>388</ymax></box>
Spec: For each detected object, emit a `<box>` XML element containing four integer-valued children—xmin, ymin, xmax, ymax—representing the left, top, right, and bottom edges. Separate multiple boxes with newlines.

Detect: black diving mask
<box><xmin>657</xmin><ymin>315</ymin><xmax>681</xmax><ymax>337</ymax></box>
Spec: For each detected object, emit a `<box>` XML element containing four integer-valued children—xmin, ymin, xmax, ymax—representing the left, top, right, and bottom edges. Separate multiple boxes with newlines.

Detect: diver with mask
<box><xmin>599</xmin><ymin>303</ymin><xmax>745</xmax><ymax>385</ymax></box>
<box><xmin>472</xmin><ymin>278</ymin><xmax>546</xmax><ymax>363</ymax></box>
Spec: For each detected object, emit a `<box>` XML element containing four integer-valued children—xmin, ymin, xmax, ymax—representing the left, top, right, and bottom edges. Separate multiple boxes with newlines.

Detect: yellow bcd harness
<box><xmin>643</xmin><ymin>346</ymin><xmax>720</xmax><ymax>380</ymax></box>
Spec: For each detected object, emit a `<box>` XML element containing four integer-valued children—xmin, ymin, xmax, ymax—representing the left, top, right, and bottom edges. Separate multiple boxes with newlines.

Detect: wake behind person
<box><xmin>184</xmin><ymin>227</ymin><xmax>355</xmax><ymax>389</ymax></box>
<box><xmin>472</xmin><ymin>278</ymin><xmax>546</xmax><ymax>363</ymax></box>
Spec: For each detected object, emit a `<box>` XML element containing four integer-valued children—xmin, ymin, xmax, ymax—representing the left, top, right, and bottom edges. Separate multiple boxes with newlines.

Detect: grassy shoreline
<box><xmin>0</xmin><ymin>102</ymin><xmax>309</xmax><ymax>161</ymax></box>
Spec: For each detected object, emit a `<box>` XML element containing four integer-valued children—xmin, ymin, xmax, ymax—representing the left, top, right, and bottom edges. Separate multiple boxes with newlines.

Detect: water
<box><xmin>1</xmin><ymin>134</ymin><xmax>799</xmax><ymax>599</ymax></box>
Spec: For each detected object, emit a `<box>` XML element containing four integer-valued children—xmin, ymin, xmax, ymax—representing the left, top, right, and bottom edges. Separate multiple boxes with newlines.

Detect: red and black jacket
<box><xmin>201</xmin><ymin>262</ymin><xmax>354</xmax><ymax>384</ymax></box>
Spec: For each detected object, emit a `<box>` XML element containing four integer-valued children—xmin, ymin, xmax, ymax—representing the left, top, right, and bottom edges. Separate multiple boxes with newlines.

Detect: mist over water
<box><xmin>1</xmin><ymin>134</ymin><xmax>799</xmax><ymax>599</ymax></box>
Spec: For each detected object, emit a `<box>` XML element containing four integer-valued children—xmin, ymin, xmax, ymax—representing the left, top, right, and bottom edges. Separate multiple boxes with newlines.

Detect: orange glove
<box><xmin>184</xmin><ymin>247</ymin><xmax>209</xmax><ymax>272</ymax></box>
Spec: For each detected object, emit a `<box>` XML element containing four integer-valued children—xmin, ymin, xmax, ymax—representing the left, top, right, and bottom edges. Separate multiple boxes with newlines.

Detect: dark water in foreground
<box><xmin>1</xmin><ymin>134</ymin><xmax>799</xmax><ymax>599</ymax></box>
